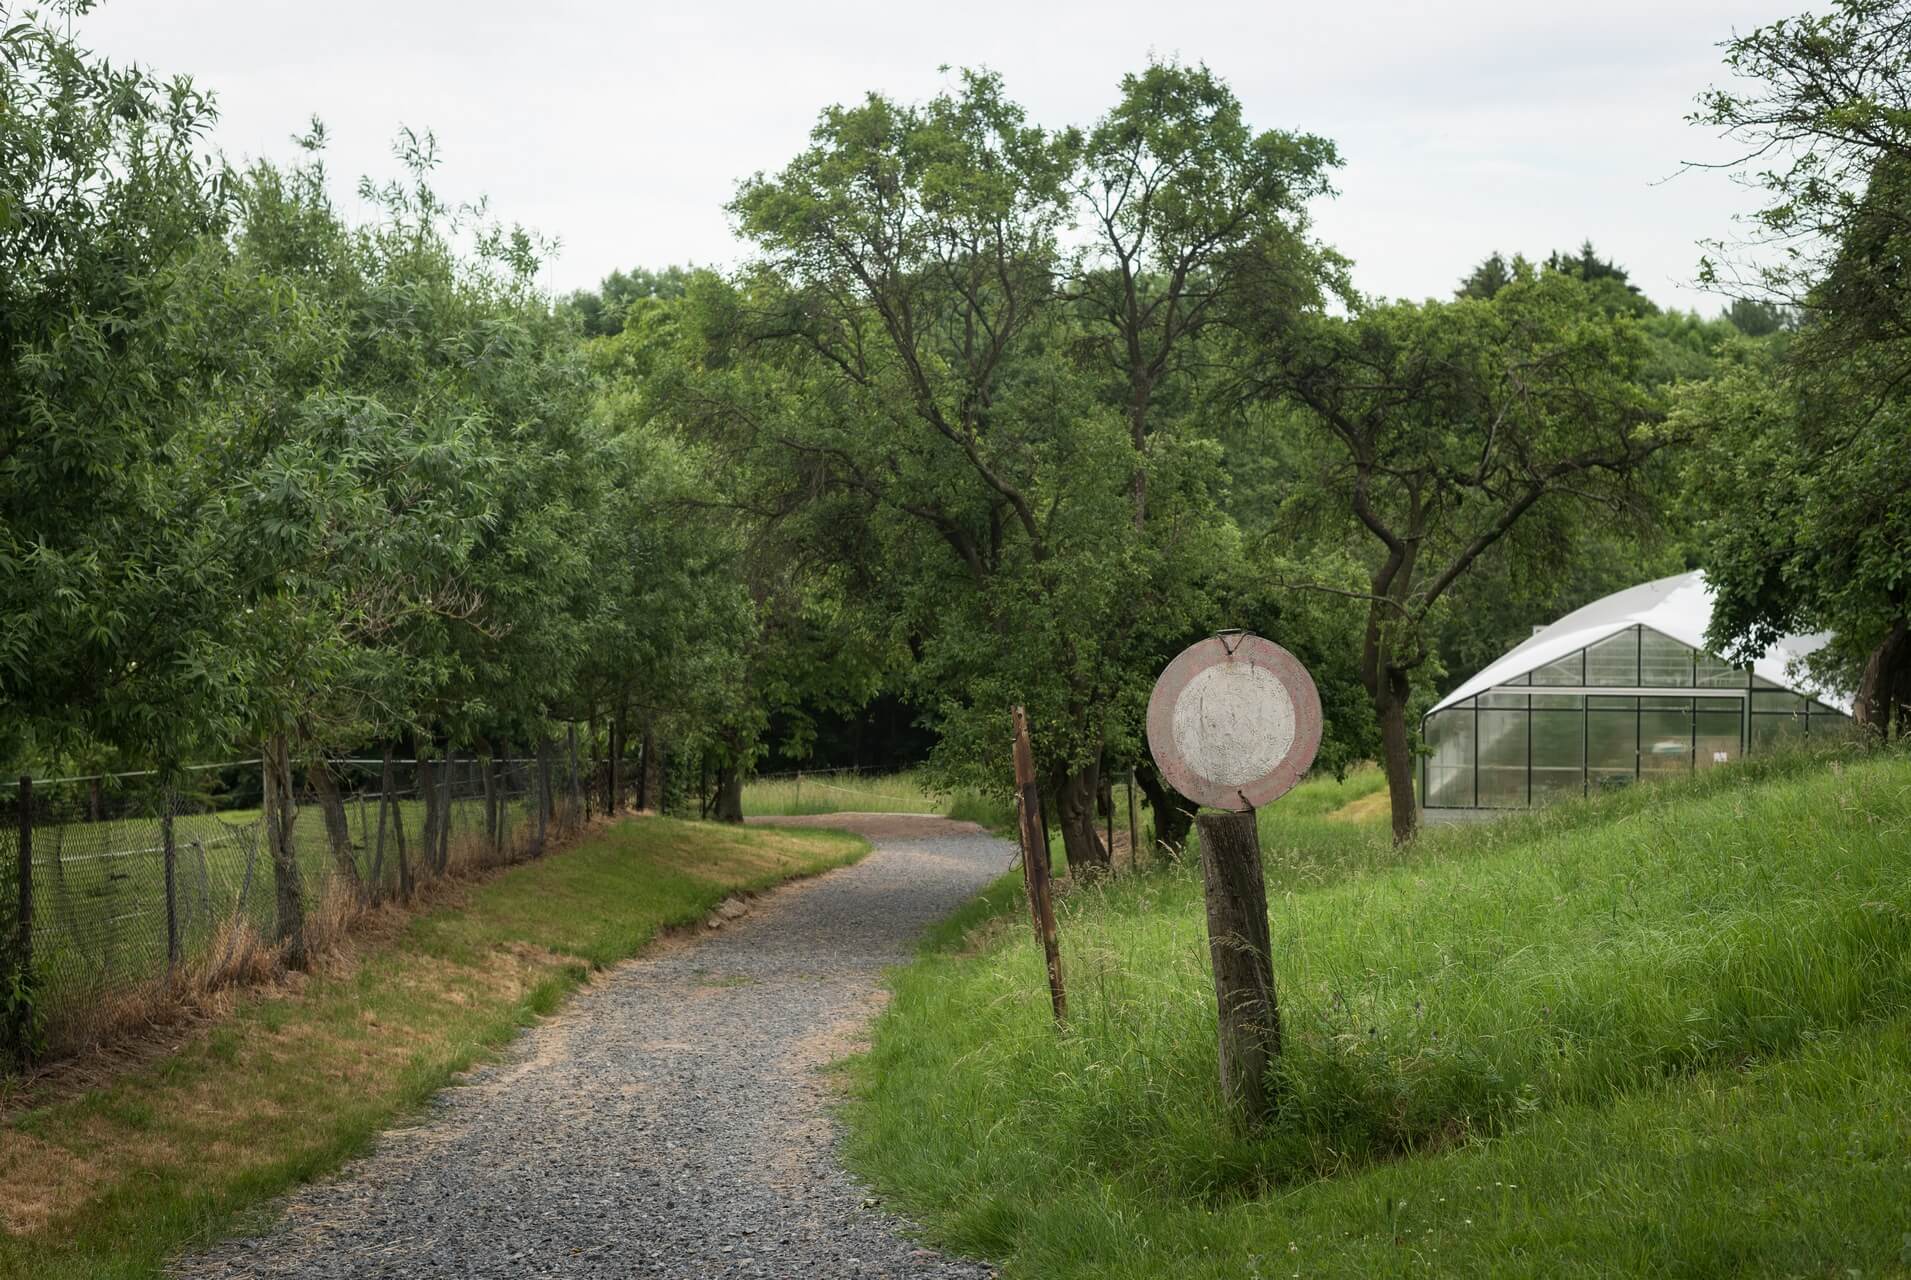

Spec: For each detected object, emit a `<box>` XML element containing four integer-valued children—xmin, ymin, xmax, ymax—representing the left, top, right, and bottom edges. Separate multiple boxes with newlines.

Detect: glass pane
<box><xmin>1639</xmin><ymin>629</ymin><xmax>1694</xmax><ymax>687</ymax></box>
<box><xmin>1531</xmin><ymin>650</ymin><xmax>1584</xmax><ymax>686</ymax></box>
<box><xmin>1752</xmin><ymin>691</ymin><xmax>1804</xmax><ymax>713</ymax></box>
<box><xmin>1531</xmin><ymin>692</ymin><xmax>1584</xmax><ymax>710</ymax></box>
<box><xmin>1531</xmin><ymin>709</ymin><xmax>1585</xmax><ymax>802</ymax></box>
<box><xmin>1750</xmin><ymin>712</ymin><xmax>1807</xmax><ymax>752</ymax></box>
<box><xmin>1505</xmin><ymin>671</ymin><xmax>1530</xmax><ymax>686</ymax></box>
<box><xmin>1589</xmin><ymin>695</ymin><xmax>1636</xmax><ymax>710</ymax></box>
<box><xmin>1640</xmin><ymin>703</ymin><xmax>1694</xmax><ymax>777</ymax></box>
<box><xmin>1811</xmin><ymin>710</ymin><xmax>1860</xmax><ymax>740</ymax></box>
<box><xmin>1808</xmin><ymin>700</ymin><xmax>1844</xmax><ymax>717</ymax></box>
<box><xmin>1423</xmin><ymin>709</ymin><xmax>1475</xmax><ymax>808</ymax></box>
<box><xmin>1479</xmin><ymin>690</ymin><xmax>1529</xmax><ymax>708</ymax></box>
<box><xmin>1751</xmin><ymin>674</ymin><xmax>1782</xmax><ymax>689</ymax></box>
<box><xmin>1696</xmin><ymin>706</ymin><xmax>1742</xmax><ymax>769</ymax></box>
<box><xmin>1588</xmin><ymin>706</ymin><xmax>1638</xmax><ymax>789</ymax></box>
<box><xmin>1586</xmin><ymin>629</ymin><xmax>1639</xmax><ymax>686</ymax></box>
<box><xmin>1477</xmin><ymin>709</ymin><xmax>1529</xmax><ymax>808</ymax></box>
<box><xmin>1696</xmin><ymin>652</ymin><xmax>1748</xmax><ymax>688</ymax></box>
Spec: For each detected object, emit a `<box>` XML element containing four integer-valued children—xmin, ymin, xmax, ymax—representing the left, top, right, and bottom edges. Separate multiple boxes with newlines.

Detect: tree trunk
<box><xmin>608</xmin><ymin>715</ymin><xmax>625</xmax><ymax>815</ymax></box>
<box><xmin>389</xmin><ymin>754</ymin><xmax>412</xmax><ymax>901</ymax></box>
<box><xmin>639</xmin><ymin>725</ymin><xmax>662</xmax><ymax>812</ymax></box>
<box><xmin>1134</xmin><ymin>759</ymin><xmax>1195</xmax><ymax>861</ymax></box>
<box><xmin>1372</xmin><ymin>666</ymin><xmax>1417</xmax><ymax>845</ymax></box>
<box><xmin>415</xmin><ymin>749</ymin><xmax>440</xmax><ymax>878</ymax></box>
<box><xmin>713</xmin><ymin>761</ymin><xmax>745</xmax><ymax>824</ymax></box>
<box><xmin>1194</xmin><ymin>808</ymin><xmax>1280</xmax><ymax>1128</ymax></box>
<box><xmin>264</xmin><ymin>733</ymin><xmax>307</xmax><ymax>969</ymax></box>
<box><xmin>1050</xmin><ymin>760</ymin><xmax>1110</xmax><ymax>876</ymax></box>
<box><xmin>1856</xmin><ymin>617</ymin><xmax>1911</xmax><ymax>740</ymax></box>
<box><xmin>481</xmin><ymin>741</ymin><xmax>500</xmax><ymax>851</ymax></box>
<box><xmin>308</xmin><ymin>761</ymin><xmax>364</xmax><ymax>903</ymax></box>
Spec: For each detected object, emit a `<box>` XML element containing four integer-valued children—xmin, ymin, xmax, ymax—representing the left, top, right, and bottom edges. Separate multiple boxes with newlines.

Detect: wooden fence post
<box><xmin>1011</xmin><ymin>707</ymin><xmax>1066</xmax><ymax>1026</ymax></box>
<box><xmin>1193</xmin><ymin>808</ymin><xmax>1280</xmax><ymax>1126</ymax></box>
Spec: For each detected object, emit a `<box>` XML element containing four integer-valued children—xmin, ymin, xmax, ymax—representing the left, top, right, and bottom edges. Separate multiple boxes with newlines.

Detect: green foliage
<box><xmin>1690</xmin><ymin>0</ymin><xmax>1911</xmax><ymax>733</ymax></box>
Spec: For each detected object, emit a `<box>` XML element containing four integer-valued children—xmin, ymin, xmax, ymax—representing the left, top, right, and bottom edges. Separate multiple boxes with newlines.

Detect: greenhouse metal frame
<box><xmin>1421</xmin><ymin>574</ymin><xmax>1855</xmax><ymax>813</ymax></box>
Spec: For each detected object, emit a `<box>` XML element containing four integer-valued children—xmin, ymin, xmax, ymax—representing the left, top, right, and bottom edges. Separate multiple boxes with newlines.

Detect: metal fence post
<box><xmin>162</xmin><ymin>783</ymin><xmax>179</xmax><ymax>972</ymax></box>
<box><xmin>9</xmin><ymin>775</ymin><xmax>34</xmax><ymax>1064</ymax></box>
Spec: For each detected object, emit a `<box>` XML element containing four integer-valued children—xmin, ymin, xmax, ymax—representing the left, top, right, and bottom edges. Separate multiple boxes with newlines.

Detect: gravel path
<box><xmin>177</xmin><ymin>814</ymin><xmax>1011</xmax><ymax>1279</ymax></box>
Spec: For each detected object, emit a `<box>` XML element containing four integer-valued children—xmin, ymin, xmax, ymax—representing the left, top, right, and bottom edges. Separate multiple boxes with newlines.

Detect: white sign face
<box><xmin>1146</xmin><ymin>633</ymin><xmax>1324</xmax><ymax>812</ymax></box>
<box><xmin>1170</xmin><ymin>662</ymin><xmax>1297</xmax><ymax>788</ymax></box>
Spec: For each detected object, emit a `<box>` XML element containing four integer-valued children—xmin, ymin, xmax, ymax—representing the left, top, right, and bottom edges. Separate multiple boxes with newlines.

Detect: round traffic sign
<box><xmin>1146</xmin><ymin>633</ymin><xmax>1323</xmax><ymax>812</ymax></box>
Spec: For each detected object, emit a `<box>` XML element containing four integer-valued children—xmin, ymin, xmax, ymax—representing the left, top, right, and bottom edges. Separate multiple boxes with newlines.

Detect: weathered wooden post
<box><xmin>1011</xmin><ymin>706</ymin><xmax>1066</xmax><ymax>1026</ymax></box>
<box><xmin>1146</xmin><ymin>632</ymin><xmax>1321</xmax><ymax>1128</ymax></box>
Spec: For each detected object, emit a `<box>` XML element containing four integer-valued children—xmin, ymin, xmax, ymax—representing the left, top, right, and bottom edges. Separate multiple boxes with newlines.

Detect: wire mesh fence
<box><xmin>1</xmin><ymin>738</ymin><xmax>620</xmax><ymax>1062</ymax></box>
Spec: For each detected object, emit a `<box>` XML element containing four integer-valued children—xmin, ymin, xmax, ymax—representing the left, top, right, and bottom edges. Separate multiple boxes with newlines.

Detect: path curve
<box><xmin>178</xmin><ymin>814</ymin><xmax>1010</xmax><ymax>1279</ymax></box>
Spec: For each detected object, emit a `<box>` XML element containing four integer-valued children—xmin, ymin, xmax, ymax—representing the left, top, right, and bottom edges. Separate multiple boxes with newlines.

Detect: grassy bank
<box><xmin>0</xmin><ymin>816</ymin><xmax>867</xmax><ymax>1280</ymax></box>
<box><xmin>742</xmin><ymin>769</ymin><xmax>1014</xmax><ymax>829</ymax></box>
<box><xmin>842</xmin><ymin>751</ymin><xmax>1911</xmax><ymax>1277</ymax></box>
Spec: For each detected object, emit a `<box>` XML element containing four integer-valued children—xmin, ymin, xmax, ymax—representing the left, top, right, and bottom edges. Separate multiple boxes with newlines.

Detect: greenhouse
<box><xmin>1421</xmin><ymin>572</ymin><xmax>1855</xmax><ymax>813</ymax></box>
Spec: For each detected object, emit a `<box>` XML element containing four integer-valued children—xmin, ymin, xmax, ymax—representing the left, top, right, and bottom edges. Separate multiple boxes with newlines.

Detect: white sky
<box><xmin>75</xmin><ymin>0</ymin><xmax>1793</xmax><ymax>314</ymax></box>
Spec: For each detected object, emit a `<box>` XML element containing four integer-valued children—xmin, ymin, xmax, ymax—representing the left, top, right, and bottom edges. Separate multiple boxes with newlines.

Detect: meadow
<box><xmin>841</xmin><ymin>748</ymin><xmax>1911</xmax><ymax>1277</ymax></box>
<box><xmin>741</xmin><ymin>769</ymin><xmax>1015</xmax><ymax>830</ymax></box>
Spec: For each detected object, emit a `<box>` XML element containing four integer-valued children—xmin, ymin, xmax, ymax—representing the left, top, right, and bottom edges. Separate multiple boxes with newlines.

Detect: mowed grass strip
<box><xmin>841</xmin><ymin>751</ymin><xmax>1911</xmax><ymax>1278</ymax></box>
<box><xmin>0</xmin><ymin>816</ymin><xmax>868</xmax><ymax>1280</ymax></box>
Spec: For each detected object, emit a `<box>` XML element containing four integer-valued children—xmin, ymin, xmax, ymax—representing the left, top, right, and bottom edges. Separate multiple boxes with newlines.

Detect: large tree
<box><xmin>1236</xmin><ymin>268</ymin><xmax>1668</xmax><ymax>842</ymax></box>
<box><xmin>1689</xmin><ymin>0</ymin><xmax>1911</xmax><ymax>735</ymax></box>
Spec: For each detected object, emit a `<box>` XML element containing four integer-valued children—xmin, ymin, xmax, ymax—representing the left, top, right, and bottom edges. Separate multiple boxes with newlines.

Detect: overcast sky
<box><xmin>75</xmin><ymin>1</ymin><xmax>1793</xmax><ymax>314</ymax></box>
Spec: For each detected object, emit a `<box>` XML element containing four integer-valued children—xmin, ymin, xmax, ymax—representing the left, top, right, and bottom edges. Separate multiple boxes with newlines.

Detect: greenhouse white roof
<box><xmin>1429</xmin><ymin>571</ymin><xmax>1849</xmax><ymax>715</ymax></box>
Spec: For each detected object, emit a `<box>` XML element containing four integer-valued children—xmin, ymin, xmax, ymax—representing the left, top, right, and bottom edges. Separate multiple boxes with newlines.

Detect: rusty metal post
<box><xmin>1011</xmin><ymin>707</ymin><xmax>1066</xmax><ymax>1026</ymax></box>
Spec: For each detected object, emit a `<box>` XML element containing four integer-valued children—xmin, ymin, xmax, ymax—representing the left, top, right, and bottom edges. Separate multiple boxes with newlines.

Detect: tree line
<box><xmin>3</xmin><ymin>1</ymin><xmax>1905</xmax><ymax>879</ymax></box>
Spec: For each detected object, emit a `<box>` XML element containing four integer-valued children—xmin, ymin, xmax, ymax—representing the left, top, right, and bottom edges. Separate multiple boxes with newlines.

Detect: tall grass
<box><xmin>842</xmin><ymin>747</ymin><xmax>1911</xmax><ymax>1276</ymax></box>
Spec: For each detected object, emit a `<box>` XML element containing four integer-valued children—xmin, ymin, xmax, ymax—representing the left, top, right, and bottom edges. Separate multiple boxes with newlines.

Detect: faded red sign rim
<box><xmin>1145</xmin><ymin>633</ymin><xmax>1324</xmax><ymax>812</ymax></box>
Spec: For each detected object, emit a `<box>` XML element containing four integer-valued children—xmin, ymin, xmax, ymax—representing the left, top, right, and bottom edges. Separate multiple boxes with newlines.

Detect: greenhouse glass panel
<box><xmin>1696</xmin><ymin>653</ymin><xmax>1748</xmax><ymax>688</ymax></box>
<box><xmin>1695</xmin><ymin>706</ymin><xmax>1742</xmax><ymax>768</ymax></box>
<box><xmin>1476</xmin><ymin>709</ymin><xmax>1529</xmax><ymax>807</ymax></box>
<box><xmin>1750</xmin><ymin>712</ymin><xmax>1806</xmax><ymax>751</ymax></box>
<box><xmin>1640</xmin><ymin>698</ymin><xmax>1694</xmax><ymax>777</ymax></box>
<box><xmin>1640</xmin><ymin>630</ymin><xmax>1694</xmax><ymax>687</ymax></box>
<box><xmin>1586</xmin><ymin>629</ymin><xmax>1639</xmax><ymax>686</ymax></box>
<box><xmin>1531</xmin><ymin>650</ymin><xmax>1584</xmax><ymax>686</ymax></box>
<box><xmin>1588</xmin><ymin>698</ymin><xmax>1638</xmax><ymax>788</ymax></box>
<box><xmin>1423</xmin><ymin>706</ymin><xmax>1475</xmax><ymax>808</ymax></box>
<box><xmin>1752</xmin><ymin>691</ymin><xmax>1804</xmax><ymax>713</ymax></box>
<box><xmin>1531</xmin><ymin>708</ymin><xmax>1585</xmax><ymax>801</ymax></box>
<box><xmin>1479</xmin><ymin>690</ymin><xmax>1529</xmax><ymax>708</ymax></box>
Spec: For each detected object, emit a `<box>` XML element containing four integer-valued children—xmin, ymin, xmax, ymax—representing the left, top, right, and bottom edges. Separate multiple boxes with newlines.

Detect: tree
<box><xmin>1690</xmin><ymin>0</ymin><xmax>1911</xmax><ymax>735</ymax></box>
<box><xmin>0</xmin><ymin>14</ymin><xmax>239</xmax><ymax>765</ymax></box>
<box><xmin>1236</xmin><ymin>268</ymin><xmax>1668</xmax><ymax>842</ymax></box>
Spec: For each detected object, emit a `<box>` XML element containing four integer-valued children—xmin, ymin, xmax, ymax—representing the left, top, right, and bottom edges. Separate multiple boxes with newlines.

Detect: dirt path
<box><xmin>176</xmin><ymin>814</ymin><xmax>1010</xmax><ymax>1279</ymax></box>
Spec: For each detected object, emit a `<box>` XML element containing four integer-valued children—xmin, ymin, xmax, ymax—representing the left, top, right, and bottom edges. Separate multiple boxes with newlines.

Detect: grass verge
<box><xmin>742</xmin><ymin>768</ymin><xmax>1015</xmax><ymax>830</ymax></box>
<box><xmin>0</xmin><ymin>816</ymin><xmax>867</xmax><ymax>1280</ymax></box>
<box><xmin>841</xmin><ymin>750</ymin><xmax>1911</xmax><ymax>1277</ymax></box>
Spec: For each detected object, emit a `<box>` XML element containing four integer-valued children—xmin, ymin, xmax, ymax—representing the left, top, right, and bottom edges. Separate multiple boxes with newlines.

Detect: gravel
<box><xmin>176</xmin><ymin>814</ymin><xmax>1012</xmax><ymax>1279</ymax></box>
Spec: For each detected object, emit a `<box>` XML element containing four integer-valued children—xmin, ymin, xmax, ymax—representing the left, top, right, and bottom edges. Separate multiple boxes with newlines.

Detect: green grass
<box><xmin>841</xmin><ymin>749</ymin><xmax>1911</xmax><ymax>1278</ymax></box>
<box><xmin>742</xmin><ymin>768</ymin><xmax>1015</xmax><ymax>830</ymax></box>
<box><xmin>0</xmin><ymin>816</ymin><xmax>867</xmax><ymax>1280</ymax></box>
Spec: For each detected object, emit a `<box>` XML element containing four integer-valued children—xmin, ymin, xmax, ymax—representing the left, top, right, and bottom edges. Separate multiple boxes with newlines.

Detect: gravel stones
<box><xmin>176</xmin><ymin>815</ymin><xmax>1010</xmax><ymax>1279</ymax></box>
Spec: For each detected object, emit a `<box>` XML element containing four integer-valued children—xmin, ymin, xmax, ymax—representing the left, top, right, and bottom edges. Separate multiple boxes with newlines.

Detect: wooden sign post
<box><xmin>1011</xmin><ymin>705</ymin><xmax>1066</xmax><ymax>1026</ymax></box>
<box><xmin>1146</xmin><ymin>633</ymin><xmax>1322</xmax><ymax>1127</ymax></box>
